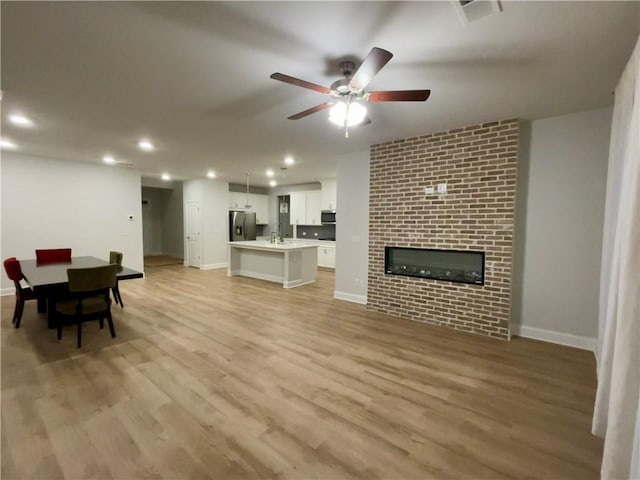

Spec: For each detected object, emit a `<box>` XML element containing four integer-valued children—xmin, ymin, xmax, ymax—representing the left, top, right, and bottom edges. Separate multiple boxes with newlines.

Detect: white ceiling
<box><xmin>1</xmin><ymin>1</ymin><xmax>638</xmax><ymax>187</ymax></box>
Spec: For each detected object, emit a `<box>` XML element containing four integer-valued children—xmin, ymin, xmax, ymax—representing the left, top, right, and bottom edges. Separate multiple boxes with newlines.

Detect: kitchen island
<box><xmin>228</xmin><ymin>241</ymin><xmax>318</xmax><ymax>288</ymax></box>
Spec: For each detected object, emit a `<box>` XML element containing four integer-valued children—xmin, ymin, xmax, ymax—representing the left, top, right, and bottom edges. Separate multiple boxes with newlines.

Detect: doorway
<box><xmin>141</xmin><ymin>185</ymin><xmax>185</xmax><ymax>268</ymax></box>
<box><xmin>186</xmin><ymin>201</ymin><xmax>201</xmax><ymax>268</ymax></box>
<box><xmin>277</xmin><ymin>195</ymin><xmax>293</xmax><ymax>239</ymax></box>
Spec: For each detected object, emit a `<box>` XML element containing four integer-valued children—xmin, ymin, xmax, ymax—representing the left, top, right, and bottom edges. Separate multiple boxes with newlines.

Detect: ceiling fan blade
<box><xmin>270</xmin><ymin>73</ymin><xmax>331</xmax><ymax>95</ymax></box>
<box><xmin>287</xmin><ymin>102</ymin><xmax>333</xmax><ymax>120</ymax></box>
<box><xmin>349</xmin><ymin>47</ymin><xmax>393</xmax><ymax>91</ymax></box>
<box><xmin>366</xmin><ymin>90</ymin><xmax>431</xmax><ymax>102</ymax></box>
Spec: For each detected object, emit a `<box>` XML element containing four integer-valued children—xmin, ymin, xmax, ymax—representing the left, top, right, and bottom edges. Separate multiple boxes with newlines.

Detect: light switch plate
<box><xmin>437</xmin><ymin>183</ymin><xmax>447</xmax><ymax>194</ymax></box>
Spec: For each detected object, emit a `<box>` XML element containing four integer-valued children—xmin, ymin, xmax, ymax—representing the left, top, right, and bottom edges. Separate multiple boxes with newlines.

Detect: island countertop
<box><xmin>228</xmin><ymin>241</ymin><xmax>319</xmax><ymax>251</ymax></box>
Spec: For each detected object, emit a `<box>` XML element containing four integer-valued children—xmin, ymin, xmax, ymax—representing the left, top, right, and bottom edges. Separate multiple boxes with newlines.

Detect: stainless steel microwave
<box><xmin>321</xmin><ymin>210</ymin><xmax>336</xmax><ymax>224</ymax></box>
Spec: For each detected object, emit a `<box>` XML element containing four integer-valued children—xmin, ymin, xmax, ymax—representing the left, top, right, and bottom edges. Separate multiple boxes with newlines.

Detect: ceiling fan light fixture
<box><xmin>328</xmin><ymin>102</ymin><xmax>367</xmax><ymax>127</ymax></box>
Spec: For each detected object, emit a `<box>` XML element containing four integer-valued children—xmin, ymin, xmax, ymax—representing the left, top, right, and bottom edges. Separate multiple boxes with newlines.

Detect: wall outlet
<box><xmin>425</xmin><ymin>186</ymin><xmax>435</xmax><ymax>195</ymax></box>
<box><xmin>437</xmin><ymin>183</ymin><xmax>447</xmax><ymax>194</ymax></box>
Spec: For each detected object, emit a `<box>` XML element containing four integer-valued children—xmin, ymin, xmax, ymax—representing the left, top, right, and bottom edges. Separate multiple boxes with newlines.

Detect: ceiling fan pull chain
<box><xmin>344</xmin><ymin>96</ymin><xmax>351</xmax><ymax>138</ymax></box>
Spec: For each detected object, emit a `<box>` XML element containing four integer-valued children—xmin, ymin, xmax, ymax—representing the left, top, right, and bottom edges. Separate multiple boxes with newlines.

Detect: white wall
<box><xmin>183</xmin><ymin>179</ymin><xmax>229</xmax><ymax>269</ymax></box>
<box><xmin>1</xmin><ymin>153</ymin><xmax>144</xmax><ymax>293</ymax></box>
<box><xmin>334</xmin><ymin>150</ymin><xmax>370</xmax><ymax>304</ymax></box>
<box><xmin>512</xmin><ymin>107</ymin><xmax>612</xmax><ymax>349</ymax></box>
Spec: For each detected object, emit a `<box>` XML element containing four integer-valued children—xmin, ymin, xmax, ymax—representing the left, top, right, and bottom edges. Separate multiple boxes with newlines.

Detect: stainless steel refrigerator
<box><xmin>229</xmin><ymin>211</ymin><xmax>256</xmax><ymax>241</ymax></box>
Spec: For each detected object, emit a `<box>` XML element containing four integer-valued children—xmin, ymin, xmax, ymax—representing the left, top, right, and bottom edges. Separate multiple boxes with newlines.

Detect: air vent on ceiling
<box><xmin>454</xmin><ymin>0</ymin><xmax>501</xmax><ymax>25</ymax></box>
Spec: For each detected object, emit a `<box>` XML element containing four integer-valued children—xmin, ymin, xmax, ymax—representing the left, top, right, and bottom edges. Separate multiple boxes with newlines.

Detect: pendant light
<box><xmin>244</xmin><ymin>173</ymin><xmax>252</xmax><ymax>210</ymax></box>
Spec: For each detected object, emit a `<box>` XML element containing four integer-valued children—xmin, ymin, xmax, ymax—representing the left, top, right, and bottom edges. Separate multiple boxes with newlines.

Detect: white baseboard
<box><xmin>1</xmin><ymin>287</ymin><xmax>16</xmax><ymax>297</ymax></box>
<box><xmin>511</xmin><ymin>324</ymin><xmax>596</xmax><ymax>351</ymax></box>
<box><xmin>200</xmin><ymin>263</ymin><xmax>228</xmax><ymax>270</ymax></box>
<box><xmin>333</xmin><ymin>291</ymin><xmax>367</xmax><ymax>305</ymax></box>
<box><xmin>284</xmin><ymin>279</ymin><xmax>315</xmax><ymax>289</ymax></box>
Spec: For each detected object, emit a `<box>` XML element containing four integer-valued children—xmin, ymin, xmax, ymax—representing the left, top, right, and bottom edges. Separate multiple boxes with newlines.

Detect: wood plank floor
<box><xmin>1</xmin><ymin>266</ymin><xmax>602</xmax><ymax>479</ymax></box>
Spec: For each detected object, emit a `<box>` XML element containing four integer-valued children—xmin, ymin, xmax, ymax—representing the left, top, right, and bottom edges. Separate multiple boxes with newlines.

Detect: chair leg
<box><xmin>114</xmin><ymin>284</ymin><xmax>124</xmax><ymax>308</ymax></box>
<box><xmin>111</xmin><ymin>287</ymin><xmax>119</xmax><ymax>306</ymax></box>
<box><xmin>12</xmin><ymin>294</ymin><xmax>18</xmax><ymax>324</ymax></box>
<box><xmin>57</xmin><ymin>323</ymin><xmax>63</xmax><ymax>340</ymax></box>
<box><xmin>77</xmin><ymin>321</ymin><xmax>82</xmax><ymax>348</ymax></box>
<box><xmin>99</xmin><ymin>318</ymin><xmax>104</xmax><ymax>329</ymax></box>
<box><xmin>15</xmin><ymin>299</ymin><xmax>25</xmax><ymax>328</ymax></box>
<box><xmin>106</xmin><ymin>311</ymin><xmax>116</xmax><ymax>338</ymax></box>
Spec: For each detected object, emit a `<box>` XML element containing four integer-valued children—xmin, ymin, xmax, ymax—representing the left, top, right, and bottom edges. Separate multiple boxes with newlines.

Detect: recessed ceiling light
<box><xmin>0</xmin><ymin>138</ymin><xmax>17</xmax><ymax>150</ymax></box>
<box><xmin>207</xmin><ymin>170</ymin><xmax>216</xmax><ymax>179</ymax></box>
<box><xmin>269</xmin><ymin>180</ymin><xmax>277</xmax><ymax>187</ymax></box>
<box><xmin>138</xmin><ymin>139</ymin><xmax>155</xmax><ymax>151</ymax></box>
<box><xmin>8</xmin><ymin>113</ymin><xmax>34</xmax><ymax>127</ymax></box>
<box><xmin>266</xmin><ymin>169</ymin><xmax>274</xmax><ymax>177</ymax></box>
<box><xmin>161</xmin><ymin>173</ymin><xmax>171</xmax><ymax>181</ymax></box>
<box><xmin>284</xmin><ymin>156</ymin><xmax>295</xmax><ymax>166</ymax></box>
<box><xmin>103</xmin><ymin>155</ymin><xmax>116</xmax><ymax>164</ymax></box>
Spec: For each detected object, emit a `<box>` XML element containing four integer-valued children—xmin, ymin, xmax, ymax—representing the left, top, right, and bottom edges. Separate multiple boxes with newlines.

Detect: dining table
<box><xmin>20</xmin><ymin>255</ymin><xmax>143</xmax><ymax>328</ymax></box>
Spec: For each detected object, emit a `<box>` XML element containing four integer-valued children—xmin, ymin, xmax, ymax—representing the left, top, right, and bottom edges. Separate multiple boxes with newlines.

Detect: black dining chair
<box><xmin>109</xmin><ymin>251</ymin><xmax>124</xmax><ymax>308</ymax></box>
<box><xmin>54</xmin><ymin>264</ymin><xmax>117</xmax><ymax>348</ymax></box>
<box><xmin>3</xmin><ymin>257</ymin><xmax>38</xmax><ymax>328</ymax></box>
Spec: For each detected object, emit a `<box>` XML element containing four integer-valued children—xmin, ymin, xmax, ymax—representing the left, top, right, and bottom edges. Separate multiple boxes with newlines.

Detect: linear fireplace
<box><xmin>385</xmin><ymin>247</ymin><xmax>485</xmax><ymax>285</ymax></box>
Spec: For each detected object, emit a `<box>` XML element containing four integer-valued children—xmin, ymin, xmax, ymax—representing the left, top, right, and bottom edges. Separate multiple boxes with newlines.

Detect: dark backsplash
<box><xmin>296</xmin><ymin>224</ymin><xmax>335</xmax><ymax>240</ymax></box>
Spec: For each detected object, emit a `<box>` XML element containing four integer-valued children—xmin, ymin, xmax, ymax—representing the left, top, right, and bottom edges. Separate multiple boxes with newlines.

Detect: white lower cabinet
<box><xmin>317</xmin><ymin>246</ymin><xmax>335</xmax><ymax>269</ymax></box>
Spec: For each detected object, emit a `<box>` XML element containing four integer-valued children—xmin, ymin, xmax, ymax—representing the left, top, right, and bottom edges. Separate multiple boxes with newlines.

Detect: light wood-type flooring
<box><xmin>2</xmin><ymin>266</ymin><xmax>602</xmax><ymax>479</ymax></box>
<box><xmin>144</xmin><ymin>256</ymin><xmax>184</xmax><ymax>268</ymax></box>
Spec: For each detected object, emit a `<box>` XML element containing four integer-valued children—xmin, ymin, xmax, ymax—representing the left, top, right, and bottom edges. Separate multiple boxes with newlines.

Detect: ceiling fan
<box><xmin>270</xmin><ymin>47</ymin><xmax>431</xmax><ymax>137</ymax></box>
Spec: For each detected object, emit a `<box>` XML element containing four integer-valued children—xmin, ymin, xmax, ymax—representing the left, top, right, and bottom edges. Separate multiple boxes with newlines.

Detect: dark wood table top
<box><xmin>20</xmin><ymin>256</ymin><xmax>143</xmax><ymax>290</ymax></box>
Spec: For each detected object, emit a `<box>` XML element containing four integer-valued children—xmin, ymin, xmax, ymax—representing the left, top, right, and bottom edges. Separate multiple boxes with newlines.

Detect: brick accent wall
<box><xmin>368</xmin><ymin>119</ymin><xmax>519</xmax><ymax>339</ymax></box>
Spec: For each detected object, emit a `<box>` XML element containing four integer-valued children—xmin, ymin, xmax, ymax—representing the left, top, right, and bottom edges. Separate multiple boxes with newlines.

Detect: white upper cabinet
<box><xmin>305</xmin><ymin>190</ymin><xmax>321</xmax><ymax>225</ymax></box>
<box><xmin>229</xmin><ymin>191</ymin><xmax>248</xmax><ymax>210</ymax></box>
<box><xmin>289</xmin><ymin>190</ymin><xmax>321</xmax><ymax>225</ymax></box>
<box><xmin>289</xmin><ymin>191</ymin><xmax>307</xmax><ymax>225</ymax></box>
<box><xmin>321</xmin><ymin>179</ymin><xmax>337</xmax><ymax>211</ymax></box>
<box><xmin>250</xmin><ymin>193</ymin><xmax>270</xmax><ymax>224</ymax></box>
<box><xmin>229</xmin><ymin>192</ymin><xmax>269</xmax><ymax>224</ymax></box>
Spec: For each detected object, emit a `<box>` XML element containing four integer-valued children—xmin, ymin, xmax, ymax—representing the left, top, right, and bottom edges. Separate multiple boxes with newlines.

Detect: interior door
<box><xmin>186</xmin><ymin>201</ymin><xmax>201</xmax><ymax>268</ymax></box>
<box><xmin>141</xmin><ymin>199</ymin><xmax>152</xmax><ymax>256</ymax></box>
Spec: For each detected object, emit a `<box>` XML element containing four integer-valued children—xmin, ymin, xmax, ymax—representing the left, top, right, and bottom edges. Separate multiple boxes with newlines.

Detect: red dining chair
<box><xmin>3</xmin><ymin>257</ymin><xmax>38</xmax><ymax>328</ymax></box>
<box><xmin>35</xmin><ymin>248</ymin><xmax>72</xmax><ymax>265</ymax></box>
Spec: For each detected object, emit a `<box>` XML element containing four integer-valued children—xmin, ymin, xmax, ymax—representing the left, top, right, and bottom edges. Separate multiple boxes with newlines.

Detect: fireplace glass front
<box><xmin>385</xmin><ymin>247</ymin><xmax>484</xmax><ymax>285</ymax></box>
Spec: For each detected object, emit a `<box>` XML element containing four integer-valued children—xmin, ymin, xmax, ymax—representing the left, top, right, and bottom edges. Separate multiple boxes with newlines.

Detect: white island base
<box><xmin>228</xmin><ymin>241</ymin><xmax>318</xmax><ymax>288</ymax></box>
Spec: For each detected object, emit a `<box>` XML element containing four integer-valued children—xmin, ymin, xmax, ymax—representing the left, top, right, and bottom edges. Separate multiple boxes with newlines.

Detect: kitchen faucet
<box><xmin>270</xmin><ymin>232</ymin><xmax>282</xmax><ymax>244</ymax></box>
